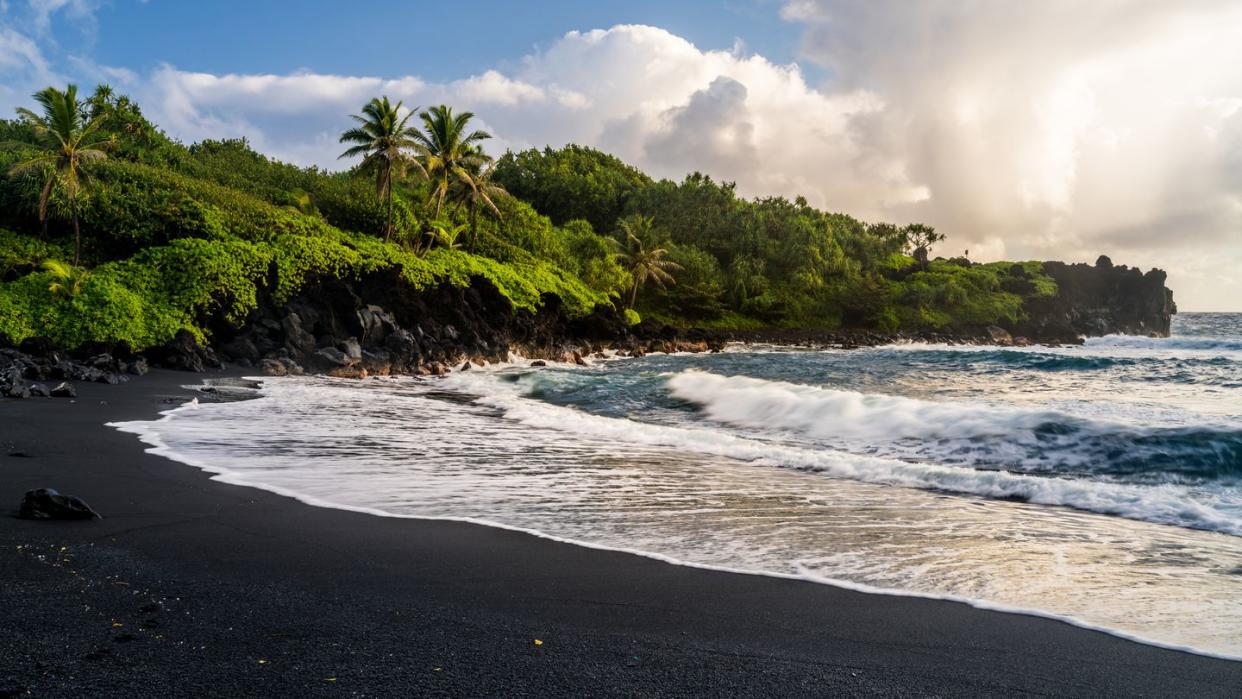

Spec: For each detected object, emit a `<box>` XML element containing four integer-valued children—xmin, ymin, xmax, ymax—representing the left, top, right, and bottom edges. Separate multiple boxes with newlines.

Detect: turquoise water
<box><xmin>116</xmin><ymin>313</ymin><xmax>1242</xmax><ymax>656</ymax></box>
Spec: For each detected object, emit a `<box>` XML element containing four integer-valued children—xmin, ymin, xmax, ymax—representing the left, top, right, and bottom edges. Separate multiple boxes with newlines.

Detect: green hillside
<box><xmin>0</xmin><ymin>85</ymin><xmax>1057</xmax><ymax>350</ymax></box>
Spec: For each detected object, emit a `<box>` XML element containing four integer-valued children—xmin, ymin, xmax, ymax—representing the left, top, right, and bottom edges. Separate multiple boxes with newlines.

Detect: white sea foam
<box><xmin>666</xmin><ymin>369</ymin><xmax>1074</xmax><ymax>441</ymax></box>
<box><xmin>110</xmin><ymin>373</ymin><xmax>1242</xmax><ymax>659</ymax></box>
<box><xmin>448</xmin><ymin>370</ymin><xmax>1242</xmax><ymax>536</ymax></box>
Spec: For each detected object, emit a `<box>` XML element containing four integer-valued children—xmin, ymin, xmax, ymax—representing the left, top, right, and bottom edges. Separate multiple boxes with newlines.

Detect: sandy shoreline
<box><xmin>2</xmin><ymin>369</ymin><xmax>1239</xmax><ymax>697</ymax></box>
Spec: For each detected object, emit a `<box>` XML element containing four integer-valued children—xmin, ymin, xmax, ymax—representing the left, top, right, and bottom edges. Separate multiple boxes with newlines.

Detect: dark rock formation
<box><xmin>146</xmin><ymin>330</ymin><xmax>221</xmax><ymax>373</ymax></box>
<box><xmin>50</xmin><ymin>382</ymin><xmax>76</xmax><ymax>398</ymax></box>
<box><xmin>17</xmin><ymin>488</ymin><xmax>101</xmax><ymax>520</ymax></box>
<box><xmin>1012</xmin><ymin>261</ymin><xmax>1176</xmax><ymax>342</ymax></box>
<box><xmin>215</xmin><ymin>270</ymin><xmax>671</xmax><ymax>378</ymax></box>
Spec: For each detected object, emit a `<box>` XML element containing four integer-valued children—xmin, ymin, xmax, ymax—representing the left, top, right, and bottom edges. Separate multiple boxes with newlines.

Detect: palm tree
<box><xmin>615</xmin><ymin>215</ymin><xmax>681</xmax><ymax>309</ymax></box>
<box><xmin>8</xmin><ymin>84</ymin><xmax>110</xmax><ymax>263</ymax></box>
<box><xmin>89</xmin><ymin>84</ymin><xmax>115</xmax><ymax>117</ymax></box>
<box><xmin>42</xmin><ymin>259</ymin><xmax>90</xmax><ymax>298</ymax></box>
<box><xmin>412</xmin><ymin>105</ymin><xmax>494</xmax><ymax>217</ymax></box>
<box><xmin>452</xmin><ymin>154</ymin><xmax>506</xmax><ymax>252</ymax></box>
<box><xmin>338</xmin><ymin>96</ymin><xmax>424</xmax><ymax>242</ymax></box>
<box><xmin>423</xmin><ymin>219</ymin><xmax>468</xmax><ymax>253</ymax></box>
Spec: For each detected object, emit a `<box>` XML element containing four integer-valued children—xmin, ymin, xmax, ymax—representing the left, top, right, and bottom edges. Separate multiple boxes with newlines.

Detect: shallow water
<box><xmin>114</xmin><ymin>313</ymin><xmax>1242</xmax><ymax>657</ymax></box>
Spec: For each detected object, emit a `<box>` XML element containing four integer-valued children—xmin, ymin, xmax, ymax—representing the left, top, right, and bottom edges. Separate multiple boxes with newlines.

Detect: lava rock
<box><xmin>530</xmin><ymin>360</ymin><xmax>547</xmax><ymax>367</ymax></box>
<box><xmin>28</xmin><ymin>382</ymin><xmax>50</xmax><ymax>397</ymax></box>
<box><xmin>50</xmin><ymin>382</ymin><xmax>76</xmax><ymax>398</ymax></box>
<box><xmin>17</xmin><ymin>488</ymin><xmax>101</xmax><ymax>520</ymax></box>
<box><xmin>17</xmin><ymin>336</ymin><xmax>56</xmax><ymax>359</ymax></box>
<box><xmin>340</xmin><ymin>338</ymin><xmax>363</xmax><ymax>363</ymax></box>
<box><xmin>149</xmin><ymin>330</ymin><xmax>221</xmax><ymax>373</ymax></box>
<box><xmin>314</xmin><ymin>346</ymin><xmax>353</xmax><ymax>368</ymax></box>
<box><xmin>4</xmin><ymin>382</ymin><xmax>30</xmax><ymax>399</ymax></box>
<box><xmin>260</xmin><ymin>358</ymin><xmax>288</xmax><ymax>376</ymax></box>
<box><xmin>986</xmin><ymin>325</ymin><xmax>1014</xmax><ymax>345</ymax></box>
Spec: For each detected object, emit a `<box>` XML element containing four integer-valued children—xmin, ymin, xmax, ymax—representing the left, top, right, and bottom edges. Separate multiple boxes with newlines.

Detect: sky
<box><xmin>1</xmin><ymin>1</ymin><xmax>1240</xmax><ymax>311</ymax></box>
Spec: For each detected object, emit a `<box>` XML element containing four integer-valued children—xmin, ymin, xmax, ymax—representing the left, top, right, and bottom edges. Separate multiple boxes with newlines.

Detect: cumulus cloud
<box><xmin>785</xmin><ymin>0</ymin><xmax>1242</xmax><ymax>310</ymax></box>
<box><xmin>2</xmin><ymin>10</ymin><xmax>1239</xmax><ymax>308</ymax></box>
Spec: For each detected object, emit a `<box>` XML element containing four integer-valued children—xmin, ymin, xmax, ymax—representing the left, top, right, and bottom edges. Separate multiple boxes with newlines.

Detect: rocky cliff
<box><xmin>1010</xmin><ymin>256</ymin><xmax>1176</xmax><ymax>342</ymax></box>
<box><xmin>212</xmin><ymin>270</ymin><xmax>720</xmax><ymax>377</ymax></box>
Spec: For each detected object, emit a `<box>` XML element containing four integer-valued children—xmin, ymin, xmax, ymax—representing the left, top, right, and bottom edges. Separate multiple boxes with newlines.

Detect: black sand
<box><xmin>1</xmin><ymin>369</ymin><xmax>1238</xmax><ymax>697</ymax></box>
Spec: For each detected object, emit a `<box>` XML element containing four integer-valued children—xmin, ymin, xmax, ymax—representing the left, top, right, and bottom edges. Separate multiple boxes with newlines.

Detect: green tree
<box><xmin>902</xmin><ymin>223</ymin><xmax>944</xmax><ymax>270</ymax></box>
<box><xmin>492</xmin><ymin>145</ymin><xmax>651</xmax><ymax>233</ymax></box>
<box><xmin>338</xmin><ymin>96</ymin><xmax>424</xmax><ymax>242</ymax></box>
<box><xmin>615</xmin><ymin>215</ymin><xmax>681</xmax><ymax>309</ymax></box>
<box><xmin>283</xmin><ymin>189</ymin><xmax>320</xmax><ymax>218</ymax></box>
<box><xmin>412</xmin><ymin>105</ymin><xmax>494</xmax><ymax>217</ymax></box>
<box><xmin>8</xmin><ymin>84</ymin><xmax>111</xmax><ymax>263</ymax></box>
<box><xmin>453</xmin><ymin>155</ymin><xmax>506</xmax><ymax>252</ymax></box>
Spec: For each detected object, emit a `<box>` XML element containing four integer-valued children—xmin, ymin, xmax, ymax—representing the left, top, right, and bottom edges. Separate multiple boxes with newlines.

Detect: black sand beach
<box><xmin>1</xmin><ymin>370</ymin><xmax>1239</xmax><ymax>697</ymax></box>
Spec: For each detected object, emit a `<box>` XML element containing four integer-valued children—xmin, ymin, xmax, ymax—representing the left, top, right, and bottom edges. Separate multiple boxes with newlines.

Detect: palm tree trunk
<box><xmin>72</xmin><ymin>199</ymin><xmax>81</xmax><ymax>265</ymax></box>
<box><xmin>629</xmin><ymin>280</ymin><xmax>640</xmax><ymax>309</ymax></box>
<box><xmin>469</xmin><ymin>200</ymin><xmax>478</xmax><ymax>254</ymax></box>
<box><xmin>384</xmin><ymin>179</ymin><xmax>394</xmax><ymax>243</ymax></box>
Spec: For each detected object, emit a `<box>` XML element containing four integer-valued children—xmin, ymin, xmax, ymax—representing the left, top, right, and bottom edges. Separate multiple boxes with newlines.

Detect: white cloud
<box><xmin>784</xmin><ymin>0</ymin><xmax>1242</xmax><ymax>310</ymax></box>
<box><xmin>448</xmin><ymin>70</ymin><xmax>545</xmax><ymax>106</ymax></box>
<box><xmin>0</xmin><ymin>26</ymin><xmax>60</xmax><ymax>114</ymax></box>
<box><xmin>26</xmin><ymin>0</ymin><xmax>99</xmax><ymax>38</ymax></box>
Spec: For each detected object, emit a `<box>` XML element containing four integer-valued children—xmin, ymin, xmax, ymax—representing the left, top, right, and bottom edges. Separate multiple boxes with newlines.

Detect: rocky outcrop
<box><xmin>146</xmin><ymin>330</ymin><xmax>222</xmax><ymax>373</ymax></box>
<box><xmin>1011</xmin><ymin>258</ymin><xmax>1176</xmax><ymax>342</ymax></box>
<box><xmin>0</xmin><ymin>340</ymin><xmax>150</xmax><ymax>399</ymax></box>
<box><xmin>213</xmin><ymin>270</ymin><xmax>663</xmax><ymax>378</ymax></box>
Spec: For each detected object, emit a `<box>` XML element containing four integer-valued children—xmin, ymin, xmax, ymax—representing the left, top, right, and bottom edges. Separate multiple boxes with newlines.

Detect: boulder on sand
<box><xmin>18</xmin><ymin>488</ymin><xmax>101</xmax><ymax>520</ymax></box>
<box><xmin>49</xmin><ymin>381</ymin><xmax>76</xmax><ymax>398</ymax></box>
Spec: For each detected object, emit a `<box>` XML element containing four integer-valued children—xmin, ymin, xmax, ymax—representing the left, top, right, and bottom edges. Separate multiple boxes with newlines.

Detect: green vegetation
<box><xmin>7</xmin><ymin>84</ymin><xmax>111</xmax><ymax>263</ymax></box>
<box><xmin>495</xmin><ymin>151</ymin><xmax>1058</xmax><ymax>329</ymax></box>
<box><xmin>0</xmin><ymin>84</ymin><xmax>1060</xmax><ymax>351</ymax></box>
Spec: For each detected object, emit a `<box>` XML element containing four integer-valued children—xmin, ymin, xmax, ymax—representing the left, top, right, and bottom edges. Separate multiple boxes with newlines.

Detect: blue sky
<box><xmin>3</xmin><ymin>0</ymin><xmax>1240</xmax><ymax>310</ymax></box>
<box><xmin>62</xmin><ymin>1</ymin><xmax>811</xmax><ymax>81</ymax></box>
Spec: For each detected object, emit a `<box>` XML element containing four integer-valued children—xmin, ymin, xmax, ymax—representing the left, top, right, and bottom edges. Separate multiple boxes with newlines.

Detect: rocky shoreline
<box><xmin>0</xmin><ymin>258</ymin><xmax>1177</xmax><ymax>398</ymax></box>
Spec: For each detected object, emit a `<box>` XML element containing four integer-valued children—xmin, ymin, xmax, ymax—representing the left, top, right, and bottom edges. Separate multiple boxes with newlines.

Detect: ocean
<box><xmin>114</xmin><ymin>313</ymin><xmax>1242</xmax><ymax>658</ymax></box>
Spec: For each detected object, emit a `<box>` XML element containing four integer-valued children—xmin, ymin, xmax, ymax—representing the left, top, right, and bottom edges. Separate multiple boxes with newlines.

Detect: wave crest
<box><xmin>665</xmin><ymin>371</ymin><xmax>1242</xmax><ymax>482</ymax></box>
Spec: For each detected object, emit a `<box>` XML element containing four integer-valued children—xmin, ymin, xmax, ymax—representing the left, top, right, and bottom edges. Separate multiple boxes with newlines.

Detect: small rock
<box><xmin>4</xmin><ymin>383</ymin><xmax>30</xmax><ymax>399</ymax></box>
<box><xmin>460</xmin><ymin>361</ymin><xmax>472</xmax><ymax>371</ymax></box>
<box><xmin>530</xmin><ymin>360</ymin><xmax>547</xmax><ymax>367</ymax></box>
<box><xmin>17</xmin><ymin>488</ymin><xmax>101</xmax><ymax>520</ymax></box>
<box><xmin>259</xmin><ymin>358</ymin><xmax>287</xmax><ymax>376</ymax></box>
<box><xmin>28</xmin><ymin>383</ymin><xmax>50</xmax><ymax>397</ymax></box>
<box><xmin>314</xmin><ymin>347</ymin><xmax>352</xmax><ymax>367</ymax></box>
<box><xmin>340</xmin><ymin>338</ymin><xmax>363</xmax><ymax>362</ymax></box>
<box><xmin>50</xmin><ymin>382</ymin><xmax>76</xmax><ymax>398</ymax></box>
<box><xmin>127</xmin><ymin>357</ymin><xmax>149</xmax><ymax>376</ymax></box>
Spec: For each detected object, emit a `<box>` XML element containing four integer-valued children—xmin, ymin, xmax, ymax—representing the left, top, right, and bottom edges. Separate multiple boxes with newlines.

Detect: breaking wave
<box><xmin>665</xmin><ymin>371</ymin><xmax>1242</xmax><ymax>483</ymax></box>
<box><xmin>452</xmin><ymin>371</ymin><xmax>1242</xmax><ymax>536</ymax></box>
